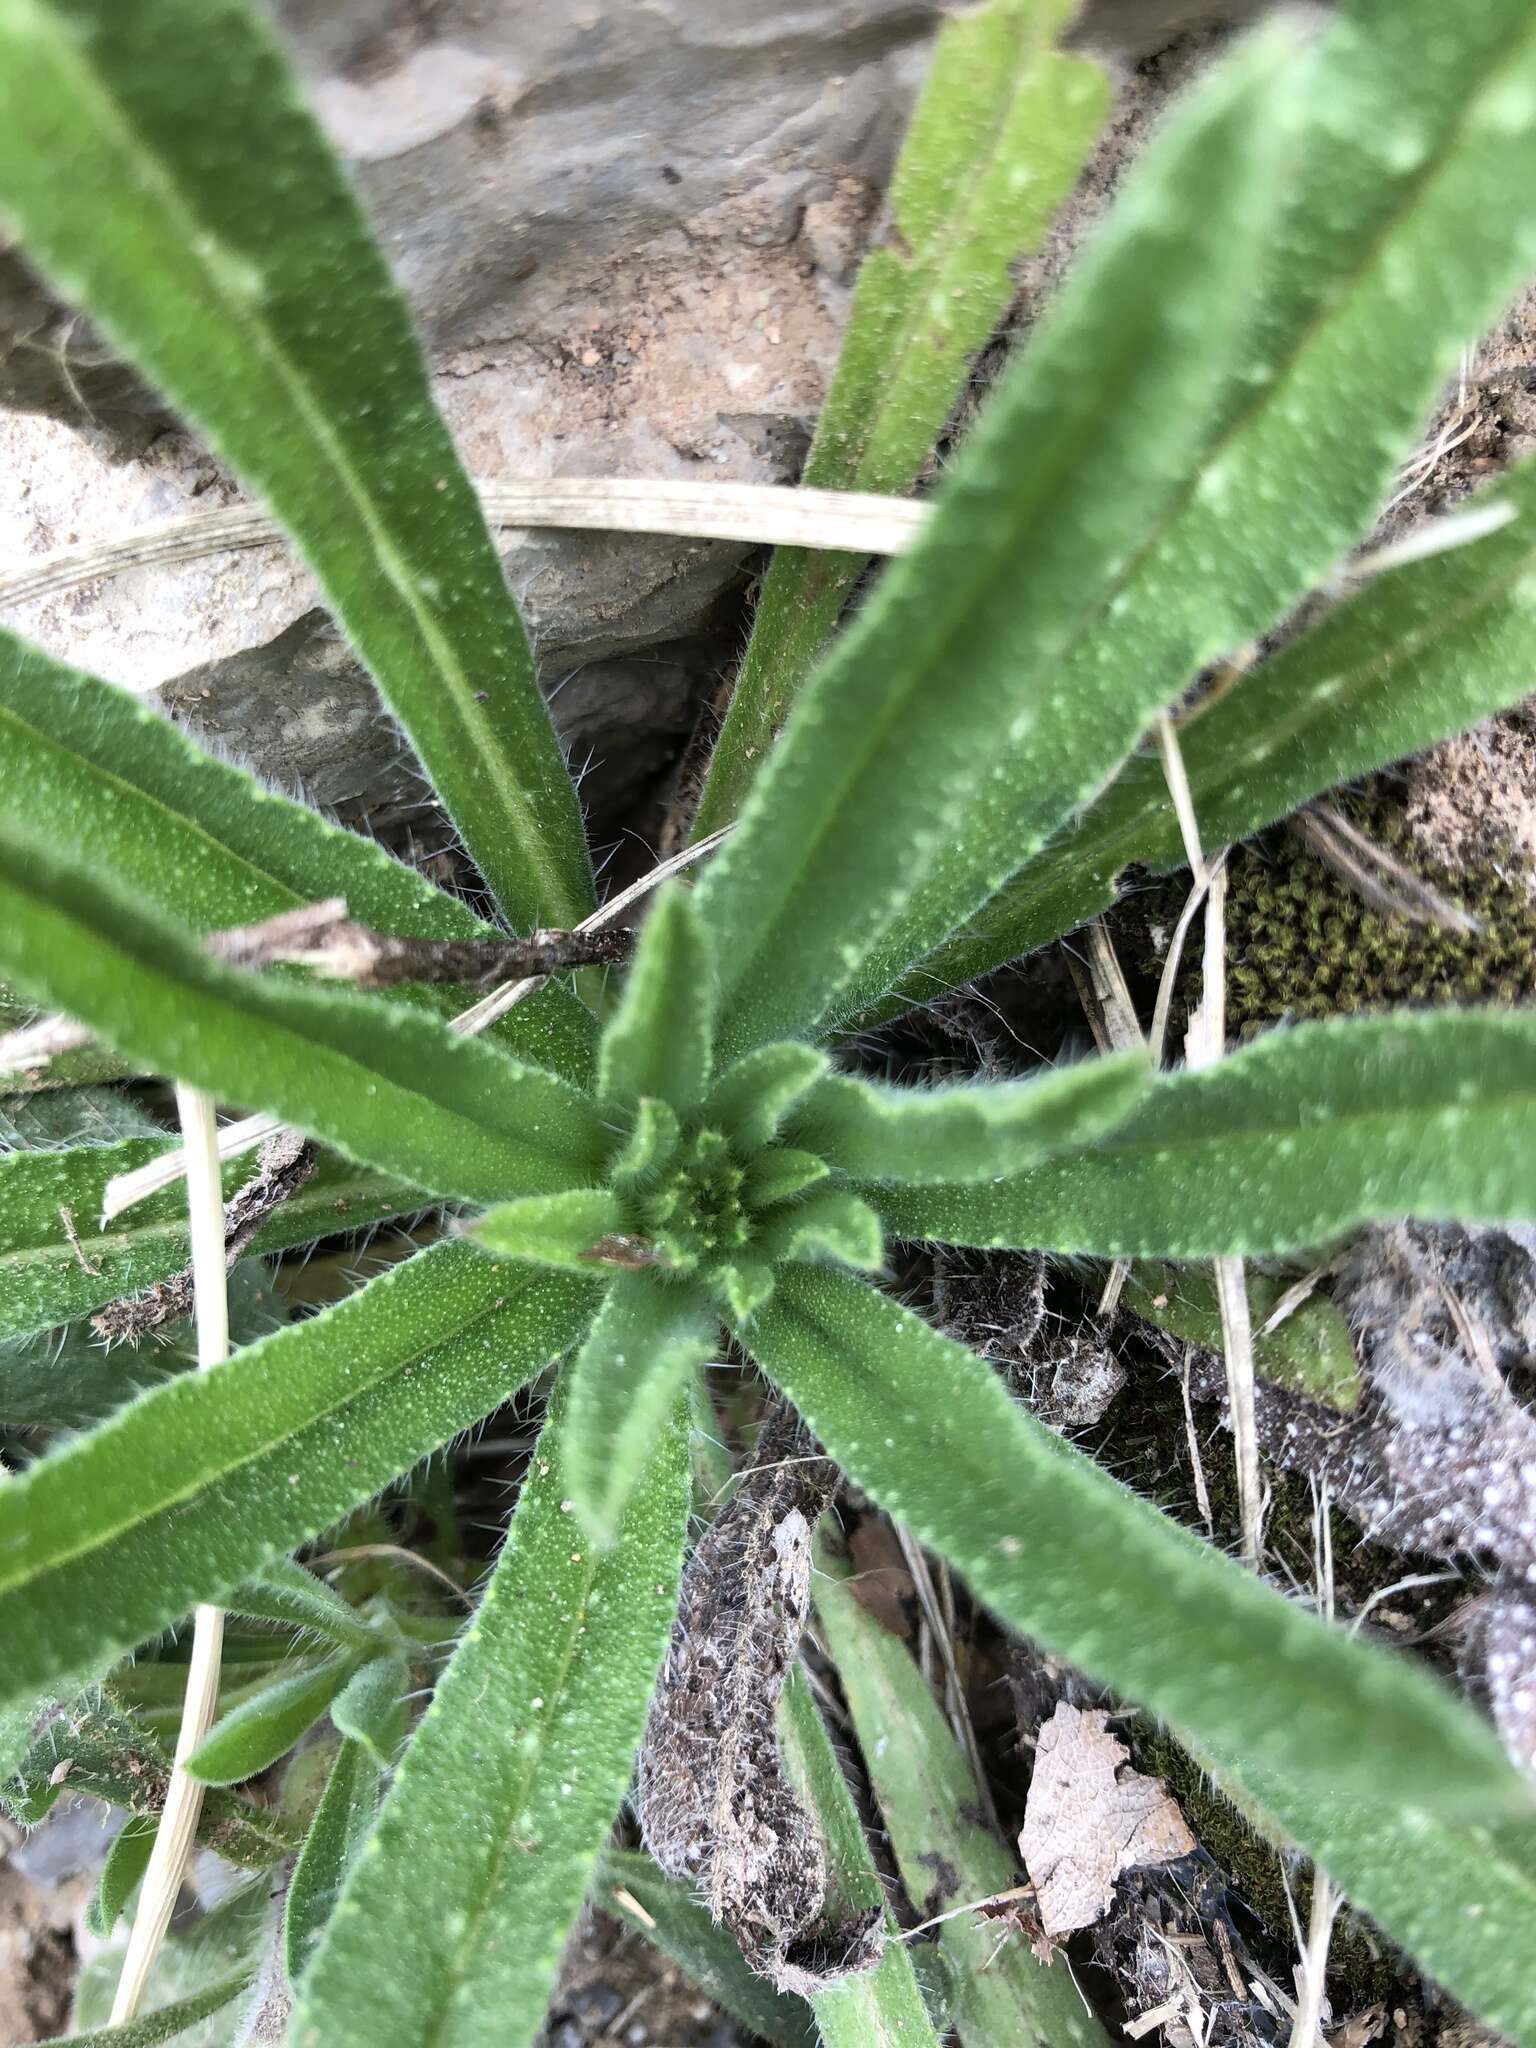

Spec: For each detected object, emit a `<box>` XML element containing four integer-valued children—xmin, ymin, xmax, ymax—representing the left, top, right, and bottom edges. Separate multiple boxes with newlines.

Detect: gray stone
<box><xmin>1</xmin><ymin>0</ymin><xmax>951</xmax><ymax>841</ymax></box>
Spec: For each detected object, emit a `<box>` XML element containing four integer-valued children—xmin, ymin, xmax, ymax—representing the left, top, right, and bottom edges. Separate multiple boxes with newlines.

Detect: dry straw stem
<box><xmin>1155</xmin><ymin>712</ymin><xmax>1265</xmax><ymax>1569</ymax></box>
<box><xmin>0</xmin><ymin>479</ymin><xmax>931</xmax><ymax>620</ymax></box>
<box><xmin>98</xmin><ymin>826</ymin><xmax>732</xmax><ymax>1222</ymax></box>
<box><xmin>107</xmin><ymin>1082</ymin><xmax>228</xmax><ymax>2024</ymax></box>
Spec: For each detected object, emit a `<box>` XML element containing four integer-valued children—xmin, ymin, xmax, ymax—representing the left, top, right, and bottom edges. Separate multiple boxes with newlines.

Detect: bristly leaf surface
<box><xmin>871</xmin><ymin>1010</ymin><xmax>1536</xmax><ymax>1257</ymax></box>
<box><xmin>693</xmin><ymin>0</ymin><xmax>1109</xmax><ymax>834</ymax></box>
<box><xmin>292</xmin><ymin>1378</ymin><xmax>691</xmax><ymax>2048</ymax></box>
<box><xmin>694</xmin><ymin>31</ymin><xmax>1293</xmax><ymax>1054</ymax></box>
<box><xmin>0</xmin><ymin>1246</ymin><xmax>596</xmax><ymax>1699</ymax></box>
<box><xmin>0</xmin><ymin>0</ymin><xmax>592</xmax><ymax>931</ymax></box>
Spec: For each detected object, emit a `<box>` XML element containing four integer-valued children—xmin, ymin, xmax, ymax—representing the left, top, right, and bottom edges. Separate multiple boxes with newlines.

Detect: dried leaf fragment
<box><xmin>1020</xmin><ymin>1703</ymin><xmax>1194</xmax><ymax>1936</ymax></box>
<box><xmin>638</xmin><ymin>1403</ymin><xmax>875</xmax><ymax>1990</ymax></box>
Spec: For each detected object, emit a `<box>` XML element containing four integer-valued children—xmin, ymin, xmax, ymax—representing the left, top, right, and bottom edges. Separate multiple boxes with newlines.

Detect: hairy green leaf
<box><xmin>0</xmin><ymin>1244</ymin><xmax>596</xmax><ymax>1701</ymax></box>
<box><xmin>0</xmin><ymin>0</ymin><xmax>591</xmax><ymax>931</ymax></box>
<box><xmin>694</xmin><ymin>31</ymin><xmax>1292</xmax><ymax>1055</ymax></box>
<box><xmin>596</xmin><ymin>1849</ymin><xmax>818</xmax><ymax>2048</ymax></box>
<box><xmin>1239</xmin><ymin>1765</ymin><xmax>1536</xmax><ymax>2045</ymax></box>
<box><xmin>598</xmin><ymin>889</ymin><xmax>716</xmax><ymax>1117</ymax></box>
<box><xmin>0</xmin><ymin>1133</ymin><xmax>414</xmax><ymax>1346</ymax></box>
<box><xmin>285</xmin><ymin>1738</ymin><xmax>382</xmax><ymax>1987</ymax></box>
<box><xmin>778</xmin><ymin>1669</ymin><xmax>945</xmax><ymax>2048</ymax></box>
<box><xmin>330</xmin><ymin>1653</ymin><xmax>409</xmax><ymax>1772</ymax></box>
<box><xmin>754</xmin><ymin>1189</ymin><xmax>885</xmax><ymax>1273</ymax></box>
<box><xmin>693</xmin><ymin>0</ymin><xmax>1108</xmax><ymax>835</ymax></box>
<box><xmin>0</xmin><ymin>826</ymin><xmax>605</xmax><ymax>1206</ymax></box>
<box><xmin>10</xmin><ymin>1690</ymin><xmax>297</xmax><ymax>1867</ymax></box>
<box><xmin>86</xmin><ymin>1813</ymin><xmax>158</xmax><ymax>1941</ymax></box>
<box><xmin>471</xmin><ymin>1189</ymin><xmax>627</xmax><ymax>1271</ymax></box>
<box><xmin>816</xmin><ymin>1545</ymin><xmax>1112</xmax><ymax>2048</ymax></box>
<box><xmin>1122</xmin><ymin>1263</ymin><xmax>1362</xmax><ymax>1412</ymax></box>
<box><xmin>739</xmin><ymin>1266</ymin><xmax>1522</xmax><ymax>1817</ymax></box>
<box><xmin>884</xmin><ymin>459</ymin><xmax>1536</xmax><ymax>1012</ymax></box>
<box><xmin>838</xmin><ymin>0</ymin><xmax>1536</xmax><ymax>1026</ymax></box>
<box><xmin>703</xmin><ymin>1044</ymin><xmax>828</xmax><ymax>1154</ymax></box>
<box><xmin>872</xmin><ymin>1009</ymin><xmax>1536</xmax><ymax>1257</ymax></box>
<box><xmin>564</xmin><ymin>1273</ymin><xmax>716</xmax><ymax>1545</ymax></box>
<box><xmin>0</xmin><ymin>634</ymin><xmax>596</xmax><ymax>1079</ymax></box>
<box><xmin>292</xmin><ymin>1377</ymin><xmax>691</xmax><ymax>2048</ymax></box>
<box><xmin>33</xmin><ymin>1967</ymin><xmax>256</xmax><ymax>2048</ymax></box>
<box><xmin>226</xmin><ymin>1559</ymin><xmax>383</xmax><ymax>1660</ymax></box>
<box><xmin>187</xmin><ymin>1651</ymin><xmax>357</xmax><ymax>1786</ymax></box>
<box><xmin>789</xmin><ymin>1052</ymin><xmax>1145</xmax><ymax>1183</ymax></box>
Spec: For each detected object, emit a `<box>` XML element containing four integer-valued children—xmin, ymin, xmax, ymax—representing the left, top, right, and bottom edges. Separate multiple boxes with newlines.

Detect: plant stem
<box><xmin>107</xmin><ymin>1083</ymin><xmax>230</xmax><ymax>2023</ymax></box>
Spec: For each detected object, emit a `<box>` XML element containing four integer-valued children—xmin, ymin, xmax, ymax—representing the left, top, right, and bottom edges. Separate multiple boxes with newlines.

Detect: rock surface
<box><xmin>1</xmin><ymin>0</ymin><xmax>946</xmax><ymax>847</ymax></box>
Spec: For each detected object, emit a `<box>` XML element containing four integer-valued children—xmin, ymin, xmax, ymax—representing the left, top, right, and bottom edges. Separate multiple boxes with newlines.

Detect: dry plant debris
<box><xmin>1019</xmin><ymin>1702</ymin><xmax>1195</xmax><ymax>1938</ymax></box>
<box><xmin>637</xmin><ymin>1405</ymin><xmax>880</xmax><ymax>1993</ymax></box>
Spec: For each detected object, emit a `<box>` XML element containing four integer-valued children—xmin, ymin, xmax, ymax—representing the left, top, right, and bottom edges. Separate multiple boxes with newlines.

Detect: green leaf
<box><xmin>86</xmin><ymin>1813</ymin><xmax>158</xmax><ymax>1940</ymax></box>
<box><xmin>0</xmin><ymin>1243</ymin><xmax>597</xmax><ymax>1702</ymax></box>
<box><xmin>33</xmin><ymin>1967</ymin><xmax>256</xmax><ymax>2048</ymax></box>
<box><xmin>564</xmin><ymin>1273</ymin><xmax>717</xmax><ymax>1546</ymax></box>
<box><xmin>815</xmin><ymin>1544</ymin><xmax>1112</xmax><ymax>2048</ymax></box>
<box><xmin>692</xmin><ymin>0</ymin><xmax>1108</xmax><ymax>835</ymax></box>
<box><xmin>10</xmin><ymin>1690</ymin><xmax>297</xmax><ymax>1867</ymax></box>
<box><xmin>225</xmin><ymin>1559</ymin><xmax>382</xmax><ymax>1659</ymax></box>
<box><xmin>610</xmin><ymin>1098</ymin><xmax>682</xmax><ymax>1189</ymax></box>
<box><xmin>285</xmin><ymin>1738</ymin><xmax>382</xmax><ymax>1987</ymax></box>
<box><xmin>1122</xmin><ymin>1263</ymin><xmax>1362</xmax><ymax>1412</ymax></box>
<box><xmin>740</xmin><ymin>1148</ymin><xmax>831</xmax><ymax>1209</ymax></box>
<box><xmin>0</xmin><ymin>824</ymin><xmax>606</xmax><ymax>1207</ymax></box>
<box><xmin>872</xmin><ymin>1009</ymin><xmax>1536</xmax><ymax>1258</ymax></box>
<box><xmin>703</xmin><ymin>1043</ymin><xmax>829</xmax><ymax>1153</ymax></box>
<box><xmin>330</xmin><ymin>1653</ymin><xmax>409</xmax><ymax>1772</ymax></box>
<box><xmin>755</xmin><ymin>1190</ymin><xmax>885</xmax><ymax>1274</ymax></box>
<box><xmin>1237</xmin><ymin>1765</ymin><xmax>1536</xmax><ymax>2046</ymax></box>
<box><xmin>790</xmin><ymin>1052</ymin><xmax>1146</xmax><ymax>1184</ymax></box>
<box><xmin>738</xmin><ymin>1265</ymin><xmax>1522</xmax><ymax>1818</ymax></box>
<box><xmin>837</xmin><ymin>0</ymin><xmax>1536</xmax><ymax>1028</ymax></box>
<box><xmin>693</xmin><ymin>30</ymin><xmax>1293</xmax><ymax>1056</ymax></box>
<box><xmin>0</xmin><ymin>0</ymin><xmax>591</xmax><ymax>932</ymax></box>
<box><xmin>882</xmin><ymin>458</ymin><xmax>1536</xmax><ymax>1013</ymax></box>
<box><xmin>0</xmin><ymin>1132</ymin><xmax>415</xmax><ymax>1345</ymax></box>
<box><xmin>777</xmin><ymin>1668</ymin><xmax>943</xmax><ymax>2048</ymax></box>
<box><xmin>0</xmin><ymin>634</ymin><xmax>596</xmax><ymax>1081</ymax></box>
<box><xmin>598</xmin><ymin>888</ymin><xmax>716</xmax><ymax>1117</ymax></box>
<box><xmin>472</xmin><ymin>1189</ymin><xmax>628</xmax><ymax>1271</ymax></box>
<box><xmin>596</xmin><ymin>1849</ymin><xmax>817</xmax><ymax>2048</ymax></box>
<box><xmin>292</xmin><ymin>1376</ymin><xmax>691</xmax><ymax>2048</ymax></box>
<box><xmin>187</xmin><ymin>1651</ymin><xmax>357</xmax><ymax>1786</ymax></box>
<box><xmin>0</xmin><ymin>1258</ymin><xmax>281</xmax><ymax>1433</ymax></box>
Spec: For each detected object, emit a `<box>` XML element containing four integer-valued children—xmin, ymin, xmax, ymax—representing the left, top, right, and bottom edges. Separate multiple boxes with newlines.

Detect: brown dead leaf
<box><xmin>1020</xmin><ymin>1703</ymin><xmax>1195</xmax><ymax>1936</ymax></box>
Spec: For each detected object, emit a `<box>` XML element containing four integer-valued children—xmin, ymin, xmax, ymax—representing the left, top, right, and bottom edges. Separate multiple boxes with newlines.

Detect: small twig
<box><xmin>208</xmin><ymin>899</ymin><xmax>633</xmax><ymax>987</ymax></box>
<box><xmin>1179</xmin><ymin>1346</ymin><xmax>1215</xmax><ymax>1532</ymax></box>
<box><xmin>108</xmin><ymin>1084</ymin><xmax>229</xmax><ymax>2026</ymax></box>
<box><xmin>93</xmin><ymin>1129</ymin><xmax>317</xmax><ymax>1342</ymax></box>
<box><xmin>894</xmin><ymin>1525</ymin><xmax>1002</xmax><ymax>1836</ymax></box>
<box><xmin>608</xmin><ymin>1886</ymin><xmax>658</xmax><ymax>1932</ymax></box>
<box><xmin>1288</xmin><ymin>803</ymin><xmax>1480</xmax><ymax>934</ymax></box>
<box><xmin>0</xmin><ymin>478</ymin><xmax>930</xmax><ymax>620</ymax></box>
<box><xmin>59</xmin><ymin>1205</ymin><xmax>102</xmax><ymax>1277</ymax></box>
<box><xmin>896</xmin><ymin>1883</ymin><xmax>1036</xmax><ymax>1940</ymax></box>
<box><xmin>0</xmin><ymin>1010</ymin><xmax>95</xmax><ymax>1075</ymax></box>
<box><xmin>1157</xmin><ymin>715</ymin><xmax>1264</xmax><ymax>1567</ymax></box>
<box><xmin>1148</xmin><ymin>852</ymin><xmax>1227</xmax><ymax>1070</ymax></box>
<box><xmin>100</xmin><ymin>827</ymin><xmax>732</xmax><ymax>1222</ymax></box>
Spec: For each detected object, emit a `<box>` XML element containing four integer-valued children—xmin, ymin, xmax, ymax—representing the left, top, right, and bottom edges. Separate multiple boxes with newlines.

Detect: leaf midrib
<box><xmin>0</xmin><ymin>695</ymin><xmax>501</xmax><ymax>941</ymax></box>
<box><xmin>0</xmin><ymin>1278</ymin><xmax>517</xmax><ymax>1601</ymax></box>
<box><xmin>28</xmin><ymin>10</ymin><xmax>580</xmax><ymax>928</ymax></box>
